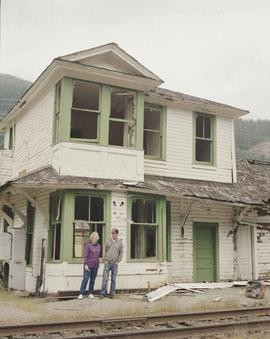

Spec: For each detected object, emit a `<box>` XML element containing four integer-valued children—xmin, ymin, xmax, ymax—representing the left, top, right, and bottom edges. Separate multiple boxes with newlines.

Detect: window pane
<box><xmin>144</xmin><ymin>131</ymin><xmax>160</xmax><ymax>156</ymax></box>
<box><xmin>145</xmin><ymin>200</ymin><xmax>156</xmax><ymax>223</ymax></box>
<box><xmin>132</xmin><ymin>199</ymin><xmax>144</xmax><ymax>223</ymax></box>
<box><xmin>70</xmin><ymin>109</ymin><xmax>98</xmax><ymax>139</ymax></box>
<box><xmin>110</xmin><ymin>88</ymin><xmax>135</xmax><ymax>119</ymax></box>
<box><xmin>73</xmin><ymin>224</ymin><xmax>90</xmax><ymax>258</ymax></box>
<box><xmin>132</xmin><ymin>199</ymin><xmax>156</xmax><ymax>223</ymax></box>
<box><xmin>144</xmin><ymin>227</ymin><xmax>156</xmax><ymax>258</ymax></box>
<box><xmin>144</xmin><ymin>105</ymin><xmax>161</xmax><ymax>130</ymax></box>
<box><xmin>196</xmin><ymin>115</ymin><xmax>204</xmax><ymax>138</ymax></box>
<box><xmin>204</xmin><ymin>116</ymin><xmax>211</xmax><ymax>138</ymax></box>
<box><xmin>196</xmin><ymin>139</ymin><xmax>211</xmax><ymax>162</ymax></box>
<box><xmin>75</xmin><ymin>196</ymin><xmax>89</xmax><ymax>220</ymax></box>
<box><xmin>27</xmin><ymin>201</ymin><xmax>35</xmax><ymax>233</ymax></box>
<box><xmin>73</xmin><ymin>81</ymin><xmax>99</xmax><ymax>111</ymax></box>
<box><xmin>90</xmin><ymin>197</ymin><xmax>104</xmax><ymax>221</ymax></box>
<box><xmin>131</xmin><ymin>224</ymin><xmax>141</xmax><ymax>259</ymax></box>
<box><xmin>109</xmin><ymin>120</ymin><xmax>125</xmax><ymax>146</ymax></box>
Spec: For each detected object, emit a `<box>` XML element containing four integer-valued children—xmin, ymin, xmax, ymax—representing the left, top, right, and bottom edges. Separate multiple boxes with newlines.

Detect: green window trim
<box><xmin>57</xmin><ymin>190</ymin><xmax>111</xmax><ymax>264</ymax></box>
<box><xmin>193</xmin><ymin>112</ymin><xmax>216</xmax><ymax>166</ymax></box>
<box><xmin>127</xmin><ymin>194</ymin><xmax>167</xmax><ymax>262</ymax></box>
<box><xmin>144</xmin><ymin>104</ymin><xmax>167</xmax><ymax>160</ymax></box>
<box><xmin>53</xmin><ymin>77</ymin><xmax>144</xmax><ymax>150</ymax></box>
<box><xmin>193</xmin><ymin>222</ymin><xmax>219</xmax><ymax>282</ymax></box>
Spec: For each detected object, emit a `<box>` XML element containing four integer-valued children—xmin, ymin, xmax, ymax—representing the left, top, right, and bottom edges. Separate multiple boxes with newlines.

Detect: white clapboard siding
<box><xmin>257</xmin><ymin>229</ymin><xmax>270</xmax><ymax>279</ymax></box>
<box><xmin>0</xmin><ymin>150</ymin><xmax>13</xmax><ymax>185</ymax></box>
<box><xmin>167</xmin><ymin>198</ymin><xmax>234</xmax><ymax>282</ymax></box>
<box><xmin>144</xmin><ymin>108</ymin><xmax>234</xmax><ymax>183</ymax></box>
<box><xmin>12</xmin><ymin>89</ymin><xmax>54</xmax><ymax>177</ymax></box>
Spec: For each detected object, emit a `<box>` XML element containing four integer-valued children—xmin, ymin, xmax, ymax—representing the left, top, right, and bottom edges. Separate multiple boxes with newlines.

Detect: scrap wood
<box><xmin>172</xmin><ymin>282</ymin><xmax>233</xmax><ymax>289</ymax></box>
<box><xmin>145</xmin><ymin>285</ymin><xmax>178</xmax><ymax>302</ymax></box>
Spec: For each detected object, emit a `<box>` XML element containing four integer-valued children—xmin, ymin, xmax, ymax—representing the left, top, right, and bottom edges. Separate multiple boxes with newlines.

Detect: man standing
<box><xmin>99</xmin><ymin>228</ymin><xmax>123</xmax><ymax>299</ymax></box>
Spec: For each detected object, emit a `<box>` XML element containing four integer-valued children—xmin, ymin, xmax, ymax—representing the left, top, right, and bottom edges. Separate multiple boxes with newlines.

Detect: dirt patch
<box><xmin>1</xmin><ymin>286</ymin><xmax>270</xmax><ymax>325</ymax></box>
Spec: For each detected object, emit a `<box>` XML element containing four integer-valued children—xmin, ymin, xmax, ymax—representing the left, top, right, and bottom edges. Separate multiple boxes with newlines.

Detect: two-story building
<box><xmin>0</xmin><ymin>43</ymin><xmax>269</xmax><ymax>293</ymax></box>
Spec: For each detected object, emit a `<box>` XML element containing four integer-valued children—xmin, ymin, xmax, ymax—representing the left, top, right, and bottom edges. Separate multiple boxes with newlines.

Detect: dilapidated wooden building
<box><xmin>0</xmin><ymin>44</ymin><xmax>269</xmax><ymax>293</ymax></box>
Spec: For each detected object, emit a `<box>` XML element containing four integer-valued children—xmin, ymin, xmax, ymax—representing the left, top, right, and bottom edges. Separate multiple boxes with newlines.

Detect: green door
<box><xmin>193</xmin><ymin>223</ymin><xmax>218</xmax><ymax>282</ymax></box>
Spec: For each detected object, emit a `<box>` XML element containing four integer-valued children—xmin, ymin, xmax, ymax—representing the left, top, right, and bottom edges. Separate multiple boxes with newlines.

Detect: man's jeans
<box><xmin>100</xmin><ymin>262</ymin><xmax>118</xmax><ymax>296</ymax></box>
<box><xmin>79</xmin><ymin>267</ymin><xmax>99</xmax><ymax>294</ymax></box>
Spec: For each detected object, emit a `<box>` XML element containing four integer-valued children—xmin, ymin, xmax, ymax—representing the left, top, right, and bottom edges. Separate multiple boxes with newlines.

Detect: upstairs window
<box><xmin>73</xmin><ymin>195</ymin><xmax>105</xmax><ymax>258</ymax></box>
<box><xmin>109</xmin><ymin>88</ymin><xmax>136</xmax><ymax>147</ymax></box>
<box><xmin>195</xmin><ymin>113</ymin><xmax>215</xmax><ymax>164</ymax></box>
<box><xmin>144</xmin><ymin>103</ymin><xmax>165</xmax><ymax>158</ymax></box>
<box><xmin>54</xmin><ymin>82</ymin><xmax>61</xmax><ymax>143</ymax></box>
<box><xmin>8</xmin><ymin>126</ymin><xmax>15</xmax><ymax>150</ymax></box>
<box><xmin>70</xmin><ymin>81</ymin><xmax>100</xmax><ymax>141</ymax></box>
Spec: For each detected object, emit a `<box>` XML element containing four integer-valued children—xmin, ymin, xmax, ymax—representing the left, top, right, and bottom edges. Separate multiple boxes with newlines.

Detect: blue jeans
<box><xmin>100</xmin><ymin>262</ymin><xmax>118</xmax><ymax>296</ymax></box>
<box><xmin>79</xmin><ymin>267</ymin><xmax>98</xmax><ymax>294</ymax></box>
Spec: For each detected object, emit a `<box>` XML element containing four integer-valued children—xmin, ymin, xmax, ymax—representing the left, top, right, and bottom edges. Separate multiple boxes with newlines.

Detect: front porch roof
<box><xmin>2</xmin><ymin>160</ymin><xmax>270</xmax><ymax>207</ymax></box>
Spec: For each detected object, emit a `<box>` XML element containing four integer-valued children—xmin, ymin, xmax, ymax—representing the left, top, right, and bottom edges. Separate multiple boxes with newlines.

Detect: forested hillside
<box><xmin>0</xmin><ymin>74</ymin><xmax>32</xmax><ymax>117</ymax></box>
<box><xmin>0</xmin><ymin>73</ymin><xmax>269</xmax><ymax>161</ymax></box>
<box><xmin>235</xmin><ymin>119</ymin><xmax>270</xmax><ymax>161</ymax></box>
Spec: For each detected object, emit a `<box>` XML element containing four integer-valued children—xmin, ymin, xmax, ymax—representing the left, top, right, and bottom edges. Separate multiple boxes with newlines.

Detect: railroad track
<box><xmin>1</xmin><ymin>306</ymin><xmax>270</xmax><ymax>338</ymax></box>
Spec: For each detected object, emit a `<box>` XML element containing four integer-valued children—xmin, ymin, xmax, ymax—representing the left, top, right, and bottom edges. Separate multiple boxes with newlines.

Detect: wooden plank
<box><xmin>146</xmin><ymin>285</ymin><xmax>178</xmax><ymax>302</ymax></box>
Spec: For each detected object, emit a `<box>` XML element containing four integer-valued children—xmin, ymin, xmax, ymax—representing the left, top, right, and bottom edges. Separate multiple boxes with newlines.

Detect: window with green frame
<box><xmin>73</xmin><ymin>195</ymin><xmax>105</xmax><ymax>258</ymax></box>
<box><xmin>143</xmin><ymin>103</ymin><xmax>166</xmax><ymax>159</ymax></box>
<box><xmin>53</xmin><ymin>78</ymin><xmax>144</xmax><ymax>149</ymax></box>
<box><xmin>25</xmin><ymin>201</ymin><xmax>35</xmax><ymax>265</ymax></box>
<box><xmin>49</xmin><ymin>193</ymin><xmax>62</xmax><ymax>261</ymax></box>
<box><xmin>129</xmin><ymin>195</ymin><xmax>169</xmax><ymax>261</ymax></box>
<box><xmin>194</xmin><ymin>112</ymin><xmax>215</xmax><ymax>164</ymax></box>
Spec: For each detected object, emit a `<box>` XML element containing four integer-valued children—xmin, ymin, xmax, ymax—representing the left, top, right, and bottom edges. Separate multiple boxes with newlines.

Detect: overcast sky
<box><xmin>1</xmin><ymin>0</ymin><xmax>270</xmax><ymax>120</ymax></box>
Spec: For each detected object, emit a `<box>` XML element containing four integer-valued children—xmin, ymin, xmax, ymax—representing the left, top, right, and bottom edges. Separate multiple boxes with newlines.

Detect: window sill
<box><xmin>192</xmin><ymin>163</ymin><xmax>217</xmax><ymax>171</ymax></box>
<box><xmin>127</xmin><ymin>259</ymin><xmax>161</xmax><ymax>263</ymax></box>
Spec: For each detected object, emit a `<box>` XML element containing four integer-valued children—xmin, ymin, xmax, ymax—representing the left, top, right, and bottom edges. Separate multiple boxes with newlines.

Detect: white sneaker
<box><xmin>78</xmin><ymin>294</ymin><xmax>83</xmax><ymax>300</ymax></box>
<box><xmin>88</xmin><ymin>293</ymin><xmax>94</xmax><ymax>299</ymax></box>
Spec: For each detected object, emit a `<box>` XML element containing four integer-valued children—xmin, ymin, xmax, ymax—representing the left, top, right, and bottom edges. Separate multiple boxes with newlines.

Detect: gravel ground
<box><xmin>0</xmin><ymin>286</ymin><xmax>270</xmax><ymax>325</ymax></box>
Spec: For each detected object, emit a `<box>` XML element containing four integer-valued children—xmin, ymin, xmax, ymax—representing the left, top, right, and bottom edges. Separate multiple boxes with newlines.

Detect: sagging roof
<box><xmin>145</xmin><ymin>88</ymin><xmax>249</xmax><ymax>118</ymax></box>
<box><xmin>4</xmin><ymin>160</ymin><xmax>270</xmax><ymax>206</ymax></box>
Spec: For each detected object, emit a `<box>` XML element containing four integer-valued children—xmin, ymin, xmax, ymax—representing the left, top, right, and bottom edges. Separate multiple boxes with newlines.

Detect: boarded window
<box><xmin>49</xmin><ymin>194</ymin><xmax>62</xmax><ymax>260</ymax></box>
<box><xmin>8</xmin><ymin>126</ymin><xmax>14</xmax><ymax>150</ymax></box>
<box><xmin>144</xmin><ymin>104</ymin><xmax>162</xmax><ymax>157</ymax></box>
<box><xmin>73</xmin><ymin>195</ymin><xmax>105</xmax><ymax>258</ymax></box>
<box><xmin>131</xmin><ymin>199</ymin><xmax>157</xmax><ymax>259</ymax></box>
<box><xmin>109</xmin><ymin>88</ymin><xmax>136</xmax><ymax>147</ymax></box>
<box><xmin>70</xmin><ymin>81</ymin><xmax>100</xmax><ymax>140</ymax></box>
<box><xmin>25</xmin><ymin>201</ymin><xmax>35</xmax><ymax>265</ymax></box>
<box><xmin>195</xmin><ymin>113</ymin><xmax>214</xmax><ymax>163</ymax></box>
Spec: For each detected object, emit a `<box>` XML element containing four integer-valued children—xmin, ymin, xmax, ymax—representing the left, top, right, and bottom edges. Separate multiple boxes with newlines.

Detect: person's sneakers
<box><xmin>108</xmin><ymin>294</ymin><xmax>114</xmax><ymax>299</ymax></box>
<box><xmin>88</xmin><ymin>293</ymin><xmax>94</xmax><ymax>299</ymax></box>
<box><xmin>99</xmin><ymin>295</ymin><xmax>104</xmax><ymax>300</ymax></box>
<box><xmin>78</xmin><ymin>294</ymin><xmax>83</xmax><ymax>300</ymax></box>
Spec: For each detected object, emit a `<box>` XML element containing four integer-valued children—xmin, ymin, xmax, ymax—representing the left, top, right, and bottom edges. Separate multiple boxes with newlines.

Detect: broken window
<box><xmin>130</xmin><ymin>198</ymin><xmax>157</xmax><ymax>259</ymax></box>
<box><xmin>49</xmin><ymin>194</ymin><xmax>62</xmax><ymax>261</ymax></box>
<box><xmin>109</xmin><ymin>88</ymin><xmax>136</xmax><ymax>147</ymax></box>
<box><xmin>144</xmin><ymin>103</ymin><xmax>163</xmax><ymax>158</ymax></box>
<box><xmin>73</xmin><ymin>195</ymin><xmax>105</xmax><ymax>258</ymax></box>
<box><xmin>25</xmin><ymin>201</ymin><xmax>35</xmax><ymax>266</ymax></box>
<box><xmin>195</xmin><ymin>113</ymin><xmax>214</xmax><ymax>163</ymax></box>
<box><xmin>70</xmin><ymin>81</ymin><xmax>100</xmax><ymax>141</ymax></box>
<box><xmin>54</xmin><ymin>81</ymin><xmax>61</xmax><ymax>143</ymax></box>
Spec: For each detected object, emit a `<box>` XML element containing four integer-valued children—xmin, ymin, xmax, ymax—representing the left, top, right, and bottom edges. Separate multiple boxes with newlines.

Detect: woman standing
<box><xmin>78</xmin><ymin>232</ymin><xmax>101</xmax><ymax>299</ymax></box>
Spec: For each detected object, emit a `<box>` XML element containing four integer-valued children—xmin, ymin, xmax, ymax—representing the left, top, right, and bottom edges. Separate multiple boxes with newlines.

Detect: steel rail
<box><xmin>1</xmin><ymin>306</ymin><xmax>270</xmax><ymax>337</ymax></box>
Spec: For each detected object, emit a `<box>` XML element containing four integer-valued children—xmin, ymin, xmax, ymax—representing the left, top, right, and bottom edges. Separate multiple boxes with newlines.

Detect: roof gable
<box><xmin>58</xmin><ymin>43</ymin><xmax>162</xmax><ymax>82</ymax></box>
